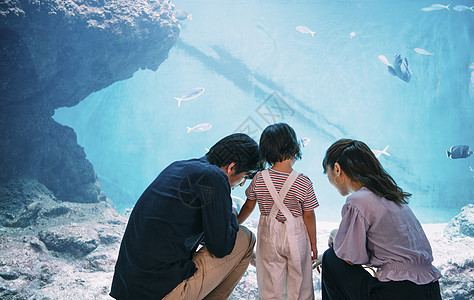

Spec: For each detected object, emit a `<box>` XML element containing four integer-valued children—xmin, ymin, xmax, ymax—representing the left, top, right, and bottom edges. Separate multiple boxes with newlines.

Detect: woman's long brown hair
<box><xmin>322</xmin><ymin>139</ymin><xmax>411</xmax><ymax>205</ymax></box>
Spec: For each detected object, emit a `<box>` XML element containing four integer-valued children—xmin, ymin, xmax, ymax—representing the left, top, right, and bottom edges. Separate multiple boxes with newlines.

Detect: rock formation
<box><xmin>437</xmin><ymin>204</ymin><xmax>474</xmax><ymax>300</ymax></box>
<box><xmin>0</xmin><ymin>1</ymin><xmax>178</xmax><ymax>297</ymax></box>
<box><xmin>0</xmin><ymin>178</ymin><xmax>128</xmax><ymax>299</ymax></box>
<box><xmin>0</xmin><ymin>0</ymin><xmax>179</xmax><ymax>203</ymax></box>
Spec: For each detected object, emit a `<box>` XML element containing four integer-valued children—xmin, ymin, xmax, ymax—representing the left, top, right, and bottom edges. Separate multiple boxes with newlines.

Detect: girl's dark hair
<box><xmin>206</xmin><ymin>133</ymin><xmax>263</xmax><ymax>178</ymax></box>
<box><xmin>259</xmin><ymin>123</ymin><xmax>302</xmax><ymax>165</ymax></box>
<box><xmin>322</xmin><ymin>139</ymin><xmax>411</xmax><ymax>205</ymax></box>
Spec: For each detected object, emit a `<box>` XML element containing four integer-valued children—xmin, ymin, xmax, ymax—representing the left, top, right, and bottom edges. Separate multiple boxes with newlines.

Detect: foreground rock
<box><xmin>0</xmin><ymin>178</ymin><xmax>127</xmax><ymax>299</ymax></box>
<box><xmin>435</xmin><ymin>204</ymin><xmax>474</xmax><ymax>300</ymax></box>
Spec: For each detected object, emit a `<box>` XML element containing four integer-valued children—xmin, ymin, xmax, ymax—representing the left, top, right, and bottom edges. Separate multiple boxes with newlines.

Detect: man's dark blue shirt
<box><xmin>110</xmin><ymin>156</ymin><xmax>239</xmax><ymax>299</ymax></box>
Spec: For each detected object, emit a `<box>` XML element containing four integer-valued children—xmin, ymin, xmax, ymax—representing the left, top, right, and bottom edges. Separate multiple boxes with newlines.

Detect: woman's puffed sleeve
<box><xmin>333</xmin><ymin>202</ymin><xmax>370</xmax><ymax>265</ymax></box>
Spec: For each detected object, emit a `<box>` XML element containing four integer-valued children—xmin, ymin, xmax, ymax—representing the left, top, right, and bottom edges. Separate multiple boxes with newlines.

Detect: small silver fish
<box><xmin>174</xmin><ymin>87</ymin><xmax>205</xmax><ymax>107</ymax></box>
<box><xmin>421</xmin><ymin>4</ymin><xmax>450</xmax><ymax>11</ymax></box>
<box><xmin>446</xmin><ymin>145</ymin><xmax>473</xmax><ymax>159</ymax></box>
<box><xmin>453</xmin><ymin>5</ymin><xmax>474</xmax><ymax>12</ymax></box>
<box><xmin>378</xmin><ymin>55</ymin><xmax>391</xmax><ymax>66</ymax></box>
<box><xmin>372</xmin><ymin>145</ymin><xmax>390</xmax><ymax>158</ymax></box>
<box><xmin>414</xmin><ymin>48</ymin><xmax>434</xmax><ymax>55</ymax></box>
<box><xmin>430</xmin><ymin>4</ymin><xmax>450</xmax><ymax>10</ymax></box>
<box><xmin>186</xmin><ymin>123</ymin><xmax>212</xmax><ymax>133</ymax></box>
<box><xmin>296</xmin><ymin>26</ymin><xmax>315</xmax><ymax>37</ymax></box>
<box><xmin>174</xmin><ymin>10</ymin><xmax>192</xmax><ymax>21</ymax></box>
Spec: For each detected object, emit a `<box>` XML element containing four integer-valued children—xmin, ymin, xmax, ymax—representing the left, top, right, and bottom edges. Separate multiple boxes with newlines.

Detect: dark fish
<box><xmin>388</xmin><ymin>54</ymin><xmax>412</xmax><ymax>83</ymax></box>
<box><xmin>446</xmin><ymin>145</ymin><xmax>473</xmax><ymax>159</ymax></box>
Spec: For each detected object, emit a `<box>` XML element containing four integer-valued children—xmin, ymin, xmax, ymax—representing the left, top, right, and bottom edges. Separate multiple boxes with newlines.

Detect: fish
<box><xmin>470</xmin><ymin>63</ymin><xmax>474</xmax><ymax>69</ymax></box>
<box><xmin>372</xmin><ymin>145</ymin><xmax>390</xmax><ymax>158</ymax></box>
<box><xmin>422</xmin><ymin>4</ymin><xmax>450</xmax><ymax>11</ymax></box>
<box><xmin>174</xmin><ymin>9</ymin><xmax>192</xmax><ymax>21</ymax></box>
<box><xmin>378</xmin><ymin>55</ymin><xmax>391</xmax><ymax>66</ymax></box>
<box><xmin>386</xmin><ymin>54</ymin><xmax>412</xmax><ymax>83</ymax></box>
<box><xmin>296</xmin><ymin>26</ymin><xmax>315</xmax><ymax>37</ymax></box>
<box><xmin>453</xmin><ymin>5</ymin><xmax>474</xmax><ymax>12</ymax></box>
<box><xmin>446</xmin><ymin>145</ymin><xmax>473</xmax><ymax>159</ymax></box>
<box><xmin>414</xmin><ymin>48</ymin><xmax>434</xmax><ymax>55</ymax></box>
<box><xmin>186</xmin><ymin>123</ymin><xmax>212</xmax><ymax>133</ymax></box>
<box><xmin>298</xmin><ymin>138</ymin><xmax>311</xmax><ymax>148</ymax></box>
<box><xmin>174</xmin><ymin>87</ymin><xmax>205</xmax><ymax>107</ymax></box>
<box><xmin>350</xmin><ymin>32</ymin><xmax>356</xmax><ymax>39</ymax></box>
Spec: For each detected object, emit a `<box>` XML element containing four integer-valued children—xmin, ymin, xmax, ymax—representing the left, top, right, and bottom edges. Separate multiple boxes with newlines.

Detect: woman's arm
<box><xmin>237</xmin><ymin>199</ymin><xmax>256</xmax><ymax>224</ymax></box>
<box><xmin>303</xmin><ymin>209</ymin><xmax>318</xmax><ymax>259</ymax></box>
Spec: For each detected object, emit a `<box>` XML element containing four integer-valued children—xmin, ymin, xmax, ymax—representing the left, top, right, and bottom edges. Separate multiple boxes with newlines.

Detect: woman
<box><xmin>321</xmin><ymin>139</ymin><xmax>441</xmax><ymax>300</ymax></box>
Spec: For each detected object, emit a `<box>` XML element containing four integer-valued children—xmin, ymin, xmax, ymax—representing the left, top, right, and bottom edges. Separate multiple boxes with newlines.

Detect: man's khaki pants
<box><xmin>163</xmin><ymin>225</ymin><xmax>256</xmax><ymax>300</ymax></box>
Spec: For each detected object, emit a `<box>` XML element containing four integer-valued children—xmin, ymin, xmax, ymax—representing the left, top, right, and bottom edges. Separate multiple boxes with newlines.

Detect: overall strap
<box><xmin>261</xmin><ymin>169</ymin><xmax>299</xmax><ymax>221</ymax></box>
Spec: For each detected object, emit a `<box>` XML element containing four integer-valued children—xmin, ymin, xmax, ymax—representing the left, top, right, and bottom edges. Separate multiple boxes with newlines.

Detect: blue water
<box><xmin>54</xmin><ymin>0</ymin><xmax>474</xmax><ymax>222</ymax></box>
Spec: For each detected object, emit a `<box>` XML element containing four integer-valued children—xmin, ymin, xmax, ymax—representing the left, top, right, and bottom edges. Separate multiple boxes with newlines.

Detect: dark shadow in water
<box><xmin>174</xmin><ymin>39</ymin><xmax>435</xmax><ymax>210</ymax></box>
<box><xmin>175</xmin><ymin>39</ymin><xmax>346</xmax><ymax>141</ymax></box>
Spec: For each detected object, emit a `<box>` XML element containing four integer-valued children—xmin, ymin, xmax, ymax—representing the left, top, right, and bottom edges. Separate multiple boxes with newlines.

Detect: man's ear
<box><xmin>223</xmin><ymin>162</ymin><xmax>236</xmax><ymax>176</ymax></box>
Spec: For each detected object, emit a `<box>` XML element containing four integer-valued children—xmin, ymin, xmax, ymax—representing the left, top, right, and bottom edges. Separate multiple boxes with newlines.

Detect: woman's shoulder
<box><xmin>346</xmin><ymin>188</ymin><xmax>381</xmax><ymax>208</ymax></box>
<box><xmin>348</xmin><ymin>187</ymin><xmax>377</xmax><ymax>199</ymax></box>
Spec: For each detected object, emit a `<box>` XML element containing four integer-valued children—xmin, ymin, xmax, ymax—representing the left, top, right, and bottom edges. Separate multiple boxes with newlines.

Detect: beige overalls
<box><xmin>256</xmin><ymin>170</ymin><xmax>314</xmax><ymax>300</ymax></box>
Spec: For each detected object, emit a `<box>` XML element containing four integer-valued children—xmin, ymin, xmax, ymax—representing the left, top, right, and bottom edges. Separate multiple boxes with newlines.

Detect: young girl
<box><xmin>321</xmin><ymin>139</ymin><xmax>442</xmax><ymax>300</ymax></box>
<box><xmin>238</xmin><ymin>123</ymin><xmax>318</xmax><ymax>300</ymax></box>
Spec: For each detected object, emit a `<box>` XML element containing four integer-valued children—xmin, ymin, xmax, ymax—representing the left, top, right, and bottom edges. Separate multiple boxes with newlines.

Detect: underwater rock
<box><xmin>39</xmin><ymin>225</ymin><xmax>100</xmax><ymax>258</ymax></box>
<box><xmin>434</xmin><ymin>204</ymin><xmax>474</xmax><ymax>299</ymax></box>
<box><xmin>0</xmin><ymin>178</ymin><xmax>56</xmax><ymax>227</ymax></box>
<box><xmin>81</xmin><ymin>254</ymin><xmax>116</xmax><ymax>272</ymax></box>
<box><xmin>0</xmin><ymin>178</ymin><xmax>128</xmax><ymax>299</ymax></box>
<box><xmin>444</xmin><ymin>204</ymin><xmax>474</xmax><ymax>238</ymax></box>
<box><xmin>41</xmin><ymin>205</ymin><xmax>71</xmax><ymax>218</ymax></box>
<box><xmin>439</xmin><ymin>259</ymin><xmax>474</xmax><ymax>300</ymax></box>
<box><xmin>0</xmin><ymin>0</ymin><xmax>179</xmax><ymax>204</ymax></box>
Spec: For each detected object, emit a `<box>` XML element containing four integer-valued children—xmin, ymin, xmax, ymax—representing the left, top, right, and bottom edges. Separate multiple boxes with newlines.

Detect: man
<box><xmin>110</xmin><ymin>133</ymin><xmax>262</xmax><ymax>299</ymax></box>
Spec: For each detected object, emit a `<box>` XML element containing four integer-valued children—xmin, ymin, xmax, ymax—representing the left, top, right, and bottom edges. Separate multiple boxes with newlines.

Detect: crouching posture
<box><xmin>321</xmin><ymin>139</ymin><xmax>442</xmax><ymax>300</ymax></box>
<box><xmin>110</xmin><ymin>133</ymin><xmax>262</xmax><ymax>300</ymax></box>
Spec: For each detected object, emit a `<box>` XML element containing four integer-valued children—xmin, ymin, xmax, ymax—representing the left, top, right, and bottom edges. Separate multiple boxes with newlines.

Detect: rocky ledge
<box><xmin>0</xmin><ymin>0</ymin><xmax>179</xmax><ymax>204</ymax></box>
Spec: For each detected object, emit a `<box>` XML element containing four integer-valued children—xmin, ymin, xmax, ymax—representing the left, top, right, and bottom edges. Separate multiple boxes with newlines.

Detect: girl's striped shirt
<box><xmin>245</xmin><ymin>168</ymin><xmax>318</xmax><ymax>222</ymax></box>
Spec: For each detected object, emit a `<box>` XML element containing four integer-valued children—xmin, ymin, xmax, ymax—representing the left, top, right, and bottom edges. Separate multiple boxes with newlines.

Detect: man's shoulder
<box><xmin>172</xmin><ymin>157</ymin><xmax>226</xmax><ymax>180</ymax></box>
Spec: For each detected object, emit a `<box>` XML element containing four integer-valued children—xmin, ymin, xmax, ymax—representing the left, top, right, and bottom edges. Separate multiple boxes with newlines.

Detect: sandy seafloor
<box><xmin>230</xmin><ymin>220</ymin><xmax>466</xmax><ymax>300</ymax></box>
